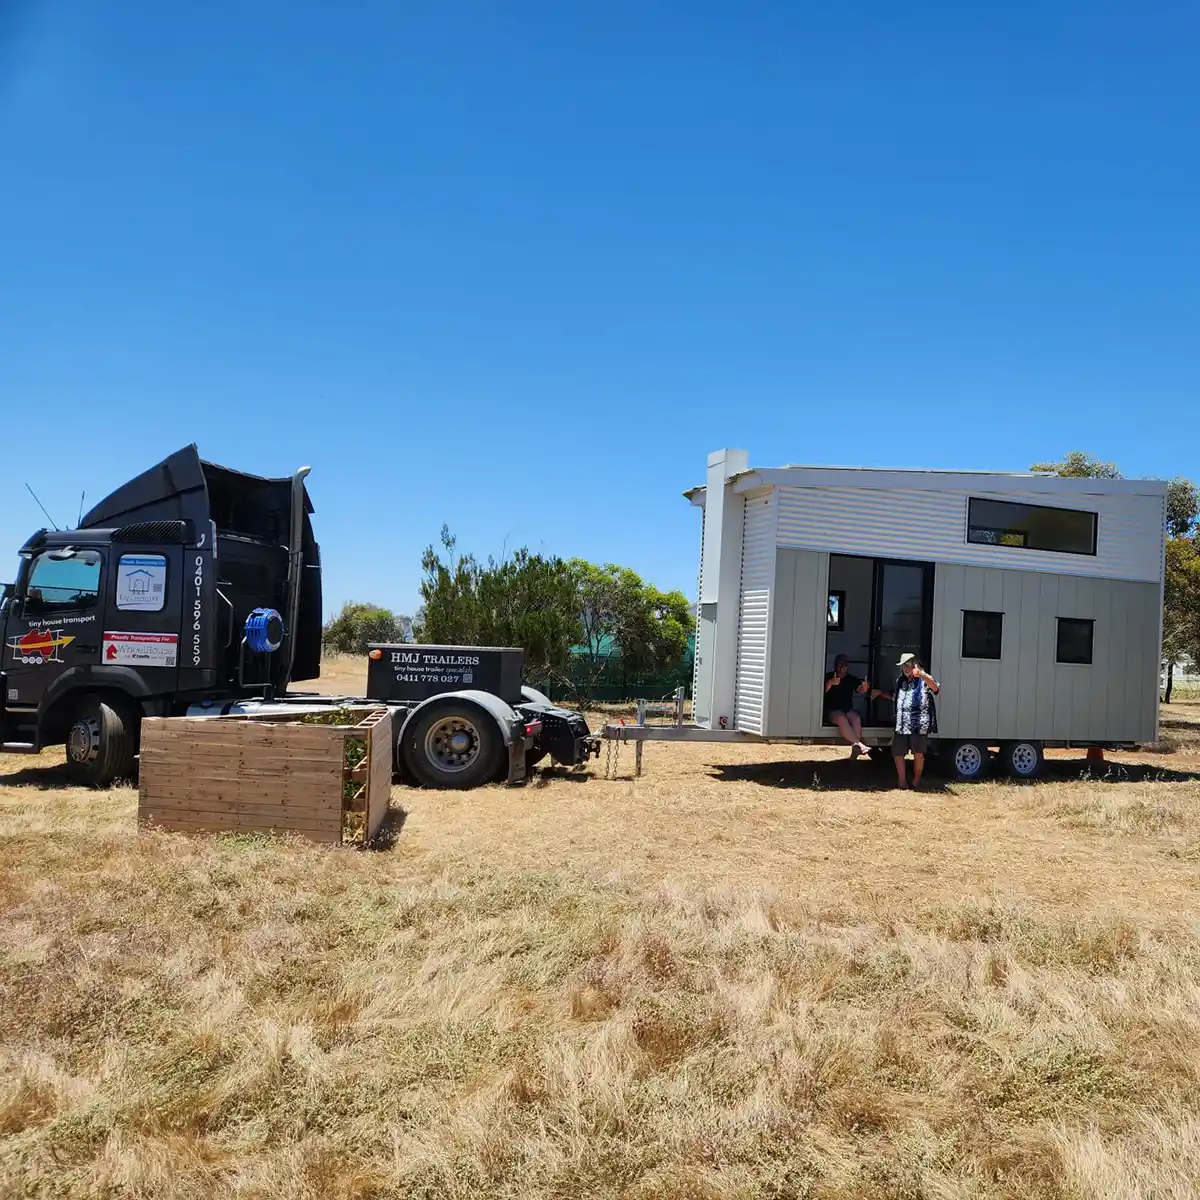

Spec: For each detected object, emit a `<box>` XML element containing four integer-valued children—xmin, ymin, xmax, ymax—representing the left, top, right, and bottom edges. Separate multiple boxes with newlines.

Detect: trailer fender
<box><xmin>396</xmin><ymin>689</ymin><xmax>533</xmax><ymax>786</ymax></box>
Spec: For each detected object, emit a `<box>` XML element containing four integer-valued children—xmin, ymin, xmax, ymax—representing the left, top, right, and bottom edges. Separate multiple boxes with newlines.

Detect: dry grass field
<box><xmin>2</xmin><ymin>660</ymin><xmax>1200</xmax><ymax>1198</ymax></box>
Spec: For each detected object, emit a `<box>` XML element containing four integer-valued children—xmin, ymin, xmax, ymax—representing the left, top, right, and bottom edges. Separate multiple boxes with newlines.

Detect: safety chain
<box><xmin>604</xmin><ymin>737</ymin><xmax>621</xmax><ymax>780</ymax></box>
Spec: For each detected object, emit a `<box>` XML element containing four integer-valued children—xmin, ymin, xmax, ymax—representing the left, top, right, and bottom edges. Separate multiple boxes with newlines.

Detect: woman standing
<box><xmin>874</xmin><ymin>653</ymin><xmax>940</xmax><ymax>788</ymax></box>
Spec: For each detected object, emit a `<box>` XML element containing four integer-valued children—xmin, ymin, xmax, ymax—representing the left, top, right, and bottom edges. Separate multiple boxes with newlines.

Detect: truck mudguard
<box><xmin>395</xmin><ymin>688</ymin><xmax>523</xmax><ymax>748</ymax></box>
<box><xmin>38</xmin><ymin>664</ymin><xmax>165</xmax><ymax>719</ymax></box>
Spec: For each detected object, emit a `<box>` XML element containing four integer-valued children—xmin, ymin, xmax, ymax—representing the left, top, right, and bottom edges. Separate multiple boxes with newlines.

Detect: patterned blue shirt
<box><xmin>893</xmin><ymin>675</ymin><xmax>938</xmax><ymax>735</ymax></box>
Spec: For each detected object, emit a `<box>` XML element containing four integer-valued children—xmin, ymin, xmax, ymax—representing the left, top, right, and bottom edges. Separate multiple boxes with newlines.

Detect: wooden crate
<box><xmin>138</xmin><ymin>709</ymin><xmax>394</xmax><ymax>846</ymax></box>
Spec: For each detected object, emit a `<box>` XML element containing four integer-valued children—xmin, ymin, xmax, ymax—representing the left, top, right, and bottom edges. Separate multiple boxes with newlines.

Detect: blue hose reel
<box><xmin>244</xmin><ymin>607</ymin><xmax>284</xmax><ymax>654</ymax></box>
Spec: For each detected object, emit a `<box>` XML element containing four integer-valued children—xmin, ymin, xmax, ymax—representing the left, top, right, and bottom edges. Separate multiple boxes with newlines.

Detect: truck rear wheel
<box><xmin>402</xmin><ymin>702</ymin><xmax>505</xmax><ymax>790</ymax></box>
<box><xmin>65</xmin><ymin>695</ymin><xmax>138</xmax><ymax>787</ymax></box>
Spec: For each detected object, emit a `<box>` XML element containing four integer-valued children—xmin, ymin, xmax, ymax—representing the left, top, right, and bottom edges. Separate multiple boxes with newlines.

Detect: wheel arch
<box><xmin>519</xmin><ymin>684</ymin><xmax>553</xmax><ymax>708</ymax></box>
<box><xmin>395</xmin><ymin>689</ymin><xmax>521</xmax><ymax>751</ymax></box>
<box><xmin>39</xmin><ymin>677</ymin><xmax>153</xmax><ymax>744</ymax></box>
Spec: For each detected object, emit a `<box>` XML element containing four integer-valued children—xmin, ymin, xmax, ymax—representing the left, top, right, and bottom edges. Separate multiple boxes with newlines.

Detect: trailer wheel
<box><xmin>403</xmin><ymin>702</ymin><xmax>504</xmax><ymax>790</ymax></box>
<box><xmin>945</xmin><ymin>740</ymin><xmax>988</xmax><ymax>782</ymax></box>
<box><xmin>65</xmin><ymin>694</ymin><xmax>138</xmax><ymax>787</ymax></box>
<box><xmin>1000</xmin><ymin>740</ymin><xmax>1044</xmax><ymax>780</ymax></box>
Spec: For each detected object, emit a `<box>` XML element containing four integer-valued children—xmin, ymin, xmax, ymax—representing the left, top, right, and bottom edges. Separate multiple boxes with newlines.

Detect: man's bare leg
<box><xmin>832</xmin><ymin>714</ymin><xmax>857</xmax><ymax>747</ymax></box>
<box><xmin>912</xmin><ymin>753</ymin><xmax>925</xmax><ymax>788</ymax></box>
<box><xmin>893</xmin><ymin>755</ymin><xmax>908</xmax><ymax>787</ymax></box>
<box><xmin>847</xmin><ymin>712</ymin><xmax>865</xmax><ymax>749</ymax></box>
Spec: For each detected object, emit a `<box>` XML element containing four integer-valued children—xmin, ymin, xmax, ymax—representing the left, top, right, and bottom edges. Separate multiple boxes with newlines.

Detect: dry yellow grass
<box><xmin>2</xmin><ymin>690</ymin><xmax>1200</xmax><ymax>1198</ymax></box>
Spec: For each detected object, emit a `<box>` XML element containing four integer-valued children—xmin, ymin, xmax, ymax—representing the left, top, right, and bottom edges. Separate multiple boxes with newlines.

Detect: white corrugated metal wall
<box><xmin>734</xmin><ymin>492</ymin><xmax>775</xmax><ymax>733</ymax></box>
<box><xmin>691</xmin><ymin>505</ymin><xmax>708</xmax><ymax>720</ymax></box>
<box><xmin>775</xmin><ymin>486</ymin><xmax>1162</xmax><ymax>584</ymax></box>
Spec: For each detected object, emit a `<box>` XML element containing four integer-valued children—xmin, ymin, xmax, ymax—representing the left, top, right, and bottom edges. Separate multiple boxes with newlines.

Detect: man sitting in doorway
<box><xmin>823</xmin><ymin>654</ymin><xmax>871</xmax><ymax>759</ymax></box>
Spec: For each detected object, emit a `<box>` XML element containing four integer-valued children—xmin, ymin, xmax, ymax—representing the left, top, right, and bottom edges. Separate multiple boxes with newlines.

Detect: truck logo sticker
<box><xmin>116</xmin><ymin>555</ymin><xmax>167</xmax><ymax>612</ymax></box>
<box><xmin>6</xmin><ymin>628</ymin><xmax>75</xmax><ymax>665</ymax></box>
<box><xmin>103</xmin><ymin>631</ymin><xmax>179</xmax><ymax>668</ymax></box>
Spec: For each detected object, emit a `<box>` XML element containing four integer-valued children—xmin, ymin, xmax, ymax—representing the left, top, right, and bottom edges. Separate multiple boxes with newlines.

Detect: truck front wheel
<box><xmin>65</xmin><ymin>695</ymin><xmax>139</xmax><ymax>787</ymax></box>
<box><xmin>402</xmin><ymin>702</ymin><xmax>505</xmax><ymax>790</ymax></box>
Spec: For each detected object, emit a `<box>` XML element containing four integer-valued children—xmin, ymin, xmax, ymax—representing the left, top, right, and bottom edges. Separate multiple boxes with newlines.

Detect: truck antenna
<box><xmin>25</xmin><ymin>483</ymin><xmax>59</xmax><ymax>531</ymax></box>
<box><xmin>78</xmin><ymin>490</ymin><xmax>86</xmax><ymax>526</ymax></box>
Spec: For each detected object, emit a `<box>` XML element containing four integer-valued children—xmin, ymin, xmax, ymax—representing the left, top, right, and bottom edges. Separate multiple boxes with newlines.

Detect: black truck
<box><xmin>0</xmin><ymin>446</ymin><xmax>597</xmax><ymax>787</ymax></box>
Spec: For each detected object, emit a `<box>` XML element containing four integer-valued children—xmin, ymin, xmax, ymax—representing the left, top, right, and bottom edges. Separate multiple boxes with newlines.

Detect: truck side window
<box><xmin>25</xmin><ymin>551</ymin><xmax>102</xmax><ymax>614</ymax></box>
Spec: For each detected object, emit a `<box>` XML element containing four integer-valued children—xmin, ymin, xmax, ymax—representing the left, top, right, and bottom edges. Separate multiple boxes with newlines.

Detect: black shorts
<box><xmin>891</xmin><ymin>733</ymin><xmax>928</xmax><ymax>755</ymax></box>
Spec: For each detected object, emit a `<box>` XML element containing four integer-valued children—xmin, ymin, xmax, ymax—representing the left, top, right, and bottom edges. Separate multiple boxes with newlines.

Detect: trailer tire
<box><xmin>1000</xmin><ymin>740</ymin><xmax>1044</xmax><ymax>780</ymax></box>
<box><xmin>402</xmin><ymin>700</ymin><xmax>505</xmax><ymax>790</ymax></box>
<box><xmin>944</xmin><ymin>739</ymin><xmax>988</xmax><ymax>782</ymax></box>
<box><xmin>64</xmin><ymin>694</ymin><xmax>139</xmax><ymax>787</ymax></box>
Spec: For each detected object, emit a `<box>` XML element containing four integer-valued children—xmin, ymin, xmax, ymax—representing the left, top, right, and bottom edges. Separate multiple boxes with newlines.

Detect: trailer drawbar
<box><xmin>0</xmin><ymin>445</ymin><xmax>600</xmax><ymax>788</ymax></box>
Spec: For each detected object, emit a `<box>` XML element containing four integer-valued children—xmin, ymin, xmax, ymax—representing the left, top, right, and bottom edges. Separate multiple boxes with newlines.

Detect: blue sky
<box><xmin>2</xmin><ymin>0</ymin><xmax>1197</xmax><ymax>616</ymax></box>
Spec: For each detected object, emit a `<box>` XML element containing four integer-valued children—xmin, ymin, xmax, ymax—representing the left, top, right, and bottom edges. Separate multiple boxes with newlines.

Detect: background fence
<box><xmin>532</xmin><ymin>656</ymin><xmax>693</xmax><ymax>704</ymax></box>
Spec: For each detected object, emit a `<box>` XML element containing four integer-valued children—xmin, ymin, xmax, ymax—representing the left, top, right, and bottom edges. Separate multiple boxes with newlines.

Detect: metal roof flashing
<box><xmin>685</xmin><ymin>463</ymin><xmax>1168</xmax><ymax>501</ymax></box>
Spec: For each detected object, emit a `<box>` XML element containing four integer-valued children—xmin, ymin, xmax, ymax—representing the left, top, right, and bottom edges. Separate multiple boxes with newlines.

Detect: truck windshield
<box><xmin>26</xmin><ymin>551</ymin><xmax>102</xmax><ymax>613</ymax></box>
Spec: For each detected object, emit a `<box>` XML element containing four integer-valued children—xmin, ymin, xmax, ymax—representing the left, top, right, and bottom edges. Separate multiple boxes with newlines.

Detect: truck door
<box><xmin>2</xmin><ymin>548</ymin><xmax>105</xmax><ymax>710</ymax></box>
<box><xmin>100</xmin><ymin>547</ymin><xmax>184</xmax><ymax>684</ymax></box>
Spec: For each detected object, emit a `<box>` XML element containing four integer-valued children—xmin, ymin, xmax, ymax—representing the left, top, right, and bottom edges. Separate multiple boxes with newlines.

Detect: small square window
<box><xmin>962</xmin><ymin>610</ymin><xmax>1003</xmax><ymax>659</ymax></box>
<box><xmin>1057</xmin><ymin>617</ymin><xmax>1094</xmax><ymax>665</ymax></box>
<box><xmin>827</xmin><ymin>590</ymin><xmax>845</xmax><ymax>631</ymax></box>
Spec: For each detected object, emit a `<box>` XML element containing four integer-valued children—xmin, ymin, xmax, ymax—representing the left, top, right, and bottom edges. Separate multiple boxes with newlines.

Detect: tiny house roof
<box><xmin>684</xmin><ymin>463</ymin><xmax>1168</xmax><ymax>504</ymax></box>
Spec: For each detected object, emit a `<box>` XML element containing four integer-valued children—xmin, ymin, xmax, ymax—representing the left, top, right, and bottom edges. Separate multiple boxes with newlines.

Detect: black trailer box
<box><xmin>366</xmin><ymin>644</ymin><xmax>526</xmax><ymax>705</ymax></box>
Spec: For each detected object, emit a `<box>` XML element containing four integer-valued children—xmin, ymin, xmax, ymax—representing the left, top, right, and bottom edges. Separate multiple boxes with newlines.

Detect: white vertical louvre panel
<box><xmin>734</xmin><ymin>492</ymin><xmax>775</xmax><ymax>733</ymax></box>
<box><xmin>692</xmin><ymin>505</ymin><xmax>705</xmax><ymax>705</ymax></box>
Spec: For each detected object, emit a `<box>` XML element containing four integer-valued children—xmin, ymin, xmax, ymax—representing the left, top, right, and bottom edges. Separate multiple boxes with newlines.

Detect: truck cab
<box><xmin>0</xmin><ymin>446</ymin><xmax>322</xmax><ymax>784</ymax></box>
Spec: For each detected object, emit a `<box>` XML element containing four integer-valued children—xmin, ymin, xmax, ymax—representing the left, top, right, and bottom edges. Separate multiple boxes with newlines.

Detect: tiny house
<box><xmin>688</xmin><ymin>449</ymin><xmax>1166</xmax><ymax>779</ymax></box>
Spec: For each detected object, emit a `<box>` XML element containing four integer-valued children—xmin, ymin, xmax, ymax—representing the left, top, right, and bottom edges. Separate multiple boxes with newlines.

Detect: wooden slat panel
<box><xmin>139</xmin><ymin>801</ymin><xmax>341</xmax><ymax>824</ymax></box>
<box><xmin>146</xmin><ymin>718</ymin><xmax>339</xmax><ymax>743</ymax></box>
<box><xmin>139</xmin><ymin>789</ymin><xmax>341</xmax><ymax>813</ymax></box>
<box><xmin>137</xmin><ymin>758</ymin><xmax>343</xmax><ymax>777</ymax></box>
<box><xmin>141</xmin><ymin>801</ymin><xmax>342</xmax><ymax>822</ymax></box>
<box><xmin>139</xmin><ymin>811</ymin><xmax>342</xmax><ymax>842</ymax></box>
<box><xmin>366</xmin><ymin>712</ymin><xmax>393</xmax><ymax>843</ymax></box>
<box><xmin>139</xmin><ymin>715</ymin><xmax>349</xmax><ymax>842</ymax></box>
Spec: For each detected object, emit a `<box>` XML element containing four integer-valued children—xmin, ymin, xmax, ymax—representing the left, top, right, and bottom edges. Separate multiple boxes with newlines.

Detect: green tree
<box><xmin>570</xmin><ymin>560</ymin><xmax>693</xmax><ymax>699</ymax></box>
<box><xmin>1166</xmin><ymin>477</ymin><xmax>1200</xmax><ymax>539</ymax></box>
<box><xmin>1031</xmin><ymin>452</ymin><xmax>1200</xmax><ymax>701</ymax></box>
<box><xmin>1030</xmin><ymin>452</ymin><xmax>1199</xmax><ymax>535</ymax></box>
<box><xmin>1030</xmin><ymin>451</ymin><xmax>1121</xmax><ymax>479</ymax></box>
<box><xmin>419</xmin><ymin>526</ymin><xmax>581</xmax><ymax>679</ymax></box>
<box><xmin>1163</xmin><ymin>538</ymin><xmax>1200</xmax><ymax>703</ymax></box>
<box><xmin>417</xmin><ymin>528</ymin><xmax>695</xmax><ymax>700</ymax></box>
<box><xmin>322</xmin><ymin>602</ymin><xmax>412</xmax><ymax>655</ymax></box>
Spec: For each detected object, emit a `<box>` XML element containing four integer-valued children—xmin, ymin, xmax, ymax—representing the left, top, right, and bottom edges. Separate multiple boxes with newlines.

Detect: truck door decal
<box><xmin>5</xmin><ymin>628</ymin><xmax>76</xmax><ymax>664</ymax></box>
<box><xmin>116</xmin><ymin>555</ymin><xmax>167</xmax><ymax>611</ymax></box>
<box><xmin>102</xmin><ymin>631</ymin><xmax>179</xmax><ymax>667</ymax></box>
